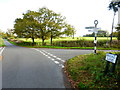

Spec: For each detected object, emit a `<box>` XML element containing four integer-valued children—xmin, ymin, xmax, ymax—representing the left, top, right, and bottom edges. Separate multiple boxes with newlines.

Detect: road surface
<box><xmin>1</xmin><ymin>39</ymin><xmax>102</xmax><ymax>88</ymax></box>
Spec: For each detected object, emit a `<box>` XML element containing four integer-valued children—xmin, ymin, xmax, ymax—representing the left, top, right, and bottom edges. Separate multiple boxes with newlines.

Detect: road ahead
<box><xmin>2</xmin><ymin>40</ymin><xmax>94</xmax><ymax>88</ymax></box>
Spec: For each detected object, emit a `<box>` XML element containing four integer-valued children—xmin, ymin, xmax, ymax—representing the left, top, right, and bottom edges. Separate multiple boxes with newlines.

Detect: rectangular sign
<box><xmin>106</xmin><ymin>53</ymin><xmax>117</xmax><ymax>63</ymax></box>
<box><xmin>85</xmin><ymin>26</ymin><xmax>95</xmax><ymax>29</ymax></box>
<box><xmin>88</xmin><ymin>30</ymin><xmax>98</xmax><ymax>33</ymax></box>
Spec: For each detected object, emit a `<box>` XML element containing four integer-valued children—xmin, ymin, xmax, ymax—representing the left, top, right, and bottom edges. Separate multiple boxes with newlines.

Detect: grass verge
<box><xmin>64</xmin><ymin>51</ymin><xmax>120</xmax><ymax>88</ymax></box>
<box><xmin>0</xmin><ymin>38</ymin><xmax>5</xmax><ymax>47</ymax></box>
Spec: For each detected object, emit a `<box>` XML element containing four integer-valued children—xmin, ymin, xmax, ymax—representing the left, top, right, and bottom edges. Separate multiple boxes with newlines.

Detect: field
<box><xmin>17</xmin><ymin>37</ymin><xmax>117</xmax><ymax>43</ymax></box>
<box><xmin>8</xmin><ymin>37</ymin><xmax>119</xmax><ymax>50</ymax></box>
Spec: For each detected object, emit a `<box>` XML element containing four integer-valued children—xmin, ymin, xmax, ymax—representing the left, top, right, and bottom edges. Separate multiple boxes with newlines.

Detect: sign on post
<box><xmin>104</xmin><ymin>53</ymin><xmax>118</xmax><ymax>74</ymax></box>
<box><xmin>85</xmin><ymin>26</ymin><xmax>95</xmax><ymax>29</ymax></box>
<box><xmin>85</xmin><ymin>20</ymin><xmax>99</xmax><ymax>54</ymax></box>
<box><xmin>106</xmin><ymin>53</ymin><xmax>117</xmax><ymax>63</ymax></box>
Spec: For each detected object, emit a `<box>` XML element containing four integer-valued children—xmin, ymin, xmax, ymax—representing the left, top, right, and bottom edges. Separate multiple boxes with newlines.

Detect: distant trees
<box><xmin>115</xmin><ymin>24</ymin><xmax>120</xmax><ymax>40</ymax></box>
<box><xmin>6</xmin><ymin>29</ymin><xmax>15</xmax><ymax>38</ymax></box>
<box><xmin>0</xmin><ymin>30</ymin><xmax>7</xmax><ymax>39</ymax></box>
<box><xmin>83</xmin><ymin>30</ymin><xmax>108</xmax><ymax>37</ymax></box>
<box><xmin>64</xmin><ymin>24</ymin><xmax>76</xmax><ymax>39</ymax></box>
<box><xmin>14</xmin><ymin>7</ymin><xmax>75</xmax><ymax>45</ymax></box>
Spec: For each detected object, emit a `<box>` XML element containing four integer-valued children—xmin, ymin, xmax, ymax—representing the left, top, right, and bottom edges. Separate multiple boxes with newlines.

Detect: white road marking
<box><xmin>40</xmin><ymin>49</ymin><xmax>65</xmax><ymax>63</ymax></box>
<box><xmin>0</xmin><ymin>47</ymin><xmax>2</xmax><ymax>50</ymax></box>
<box><xmin>51</xmin><ymin>58</ymin><xmax>55</xmax><ymax>61</ymax></box>
<box><xmin>54</xmin><ymin>61</ymin><xmax>59</xmax><ymax>64</ymax></box>
<box><xmin>32</xmin><ymin>48</ymin><xmax>65</xmax><ymax>68</ymax></box>
<box><xmin>47</xmin><ymin>56</ymin><xmax>51</xmax><ymax>59</ymax></box>
<box><xmin>53</xmin><ymin>55</ymin><xmax>57</xmax><ymax>58</ymax></box>
<box><xmin>0</xmin><ymin>47</ymin><xmax>5</xmax><ymax>56</ymax></box>
<box><xmin>45</xmin><ymin>55</ymin><xmax>48</xmax><ymax>57</ymax></box>
<box><xmin>59</xmin><ymin>64</ymin><xmax>64</xmax><ymax>68</ymax></box>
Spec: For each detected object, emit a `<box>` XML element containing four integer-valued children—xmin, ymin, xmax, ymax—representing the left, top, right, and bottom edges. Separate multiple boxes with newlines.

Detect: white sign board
<box><xmin>85</xmin><ymin>26</ymin><xmax>95</xmax><ymax>29</ymax></box>
<box><xmin>106</xmin><ymin>53</ymin><xmax>117</xmax><ymax>63</ymax></box>
<box><xmin>88</xmin><ymin>30</ymin><xmax>98</xmax><ymax>33</ymax></box>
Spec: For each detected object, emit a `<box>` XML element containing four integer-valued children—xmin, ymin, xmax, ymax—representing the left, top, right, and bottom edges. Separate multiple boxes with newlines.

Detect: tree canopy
<box><xmin>109</xmin><ymin>1</ymin><xmax>120</xmax><ymax>13</ymax></box>
<box><xmin>83</xmin><ymin>30</ymin><xmax>108</xmax><ymax>37</ymax></box>
<box><xmin>115</xmin><ymin>24</ymin><xmax>120</xmax><ymax>40</ymax></box>
<box><xmin>14</xmin><ymin>7</ymin><xmax>75</xmax><ymax>45</ymax></box>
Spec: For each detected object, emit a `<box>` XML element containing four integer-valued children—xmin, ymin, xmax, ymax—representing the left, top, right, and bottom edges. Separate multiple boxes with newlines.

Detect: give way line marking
<box><xmin>32</xmin><ymin>48</ymin><xmax>64</xmax><ymax>68</ymax></box>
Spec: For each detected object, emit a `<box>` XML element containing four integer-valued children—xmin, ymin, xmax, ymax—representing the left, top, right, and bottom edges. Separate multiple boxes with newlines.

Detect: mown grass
<box><xmin>0</xmin><ymin>38</ymin><xmax>5</xmax><ymax>47</ymax></box>
<box><xmin>64</xmin><ymin>51</ymin><xmax>120</xmax><ymax>88</ymax></box>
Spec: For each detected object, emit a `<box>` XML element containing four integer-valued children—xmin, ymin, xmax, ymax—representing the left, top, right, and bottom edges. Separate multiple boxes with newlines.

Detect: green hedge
<box><xmin>52</xmin><ymin>40</ymin><xmax>120</xmax><ymax>48</ymax></box>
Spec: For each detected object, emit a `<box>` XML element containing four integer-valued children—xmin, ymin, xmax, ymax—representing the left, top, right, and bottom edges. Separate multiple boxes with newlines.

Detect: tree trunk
<box><xmin>73</xmin><ymin>33</ymin><xmax>74</xmax><ymax>39</ymax></box>
<box><xmin>51</xmin><ymin>32</ymin><xmax>53</xmax><ymax>46</ymax></box>
<box><xmin>42</xmin><ymin>36</ymin><xmax>45</xmax><ymax>46</ymax></box>
<box><xmin>32</xmin><ymin>37</ymin><xmax>34</xmax><ymax>46</ymax></box>
<box><xmin>110</xmin><ymin>12</ymin><xmax>116</xmax><ymax>46</ymax></box>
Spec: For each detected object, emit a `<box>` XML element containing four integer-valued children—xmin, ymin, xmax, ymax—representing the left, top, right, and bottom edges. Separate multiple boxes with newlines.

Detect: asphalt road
<box><xmin>1</xmin><ymin>39</ymin><xmax>101</xmax><ymax>88</ymax></box>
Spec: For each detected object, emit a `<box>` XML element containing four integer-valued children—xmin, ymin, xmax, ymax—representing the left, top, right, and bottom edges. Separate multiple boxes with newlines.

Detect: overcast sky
<box><xmin>0</xmin><ymin>0</ymin><xmax>118</xmax><ymax>36</ymax></box>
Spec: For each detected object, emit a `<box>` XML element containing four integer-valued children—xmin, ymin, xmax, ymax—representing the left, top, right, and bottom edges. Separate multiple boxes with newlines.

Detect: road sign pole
<box><xmin>94</xmin><ymin>20</ymin><xmax>98</xmax><ymax>54</ymax></box>
<box><xmin>85</xmin><ymin>20</ymin><xmax>99</xmax><ymax>54</ymax></box>
<box><xmin>94</xmin><ymin>32</ymin><xmax>97</xmax><ymax>54</ymax></box>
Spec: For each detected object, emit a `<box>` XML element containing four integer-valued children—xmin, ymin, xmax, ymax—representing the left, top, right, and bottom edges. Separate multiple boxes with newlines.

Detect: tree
<box><xmin>14</xmin><ymin>7</ymin><xmax>76</xmax><ymax>46</ymax></box>
<box><xmin>37</xmin><ymin>7</ymin><xmax>66</xmax><ymax>45</ymax></box>
<box><xmin>0</xmin><ymin>30</ymin><xmax>7</xmax><ymax>39</ymax></box>
<box><xmin>7</xmin><ymin>28</ymin><xmax>15</xmax><ymax>38</ymax></box>
<box><xmin>115</xmin><ymin>24</ymin><xmax>120</xmax><ymax>40</ymax></box>
<box><xmin>108</xmin><ymin>1</ymin><xmax>120</xmax><ymax>44</ymax></box>
<box><xmin>97</xmin><ymin>30</ymin><xmax>108</xmax><ymax>37</ymax></box>
<box><xmin>64</xmin><ymin>24</ymin><xmax>76</xmax><ymax>39</ymax></box>
<box><xmin>48</xmin><ymin>13</ymin><xmax>66</xmax><ymax>45</ymax></box>
<box><xmin>112</xmin><ymin>31</ymin><xmax>118</xmax><ymax>37</ymax></box>
<box><xmin>83</xmin><ymin>33</ymin><xmax>94</xmax><ymax>37</ymax></box>
<box><xmin>14</xmin><ymin>10</ymin><xmax>39</xmax><ymax>45</ymax></box>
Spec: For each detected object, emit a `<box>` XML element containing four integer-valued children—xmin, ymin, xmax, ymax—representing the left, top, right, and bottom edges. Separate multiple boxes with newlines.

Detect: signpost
<box><xmin>85</xmin><ymin>20</ymin><xmax>99</xmax><ymax>54</ymax></box>
<box><xmin>85</xmin><ymin>26</ymin><xmax>95</xmax><ymax>29</ymax></box>
<box><xmin>106</xmin><ymin>53</ymin><xmax>117</xmax><ymax>63</ymax></box>
<box><xmin>105</xmin><ymin>53</ymin><xmax>118</xmax><ymax>75</ymax></box>
<box><xmin>94</xmin><ymin>20</ymin><xmax>98</xmax><ymax>54</ymax></box>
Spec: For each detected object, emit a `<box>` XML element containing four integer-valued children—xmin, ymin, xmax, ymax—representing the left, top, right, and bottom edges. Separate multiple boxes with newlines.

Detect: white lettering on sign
<box><xmin>106</xmin><ymin>53</ymin><xmax>117</xmax><ymax>63</ymax></box>
<box><xmin>85</xmin><ymin>26</ymin><xmax>95</xmax><ymax>29</ymax></box>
